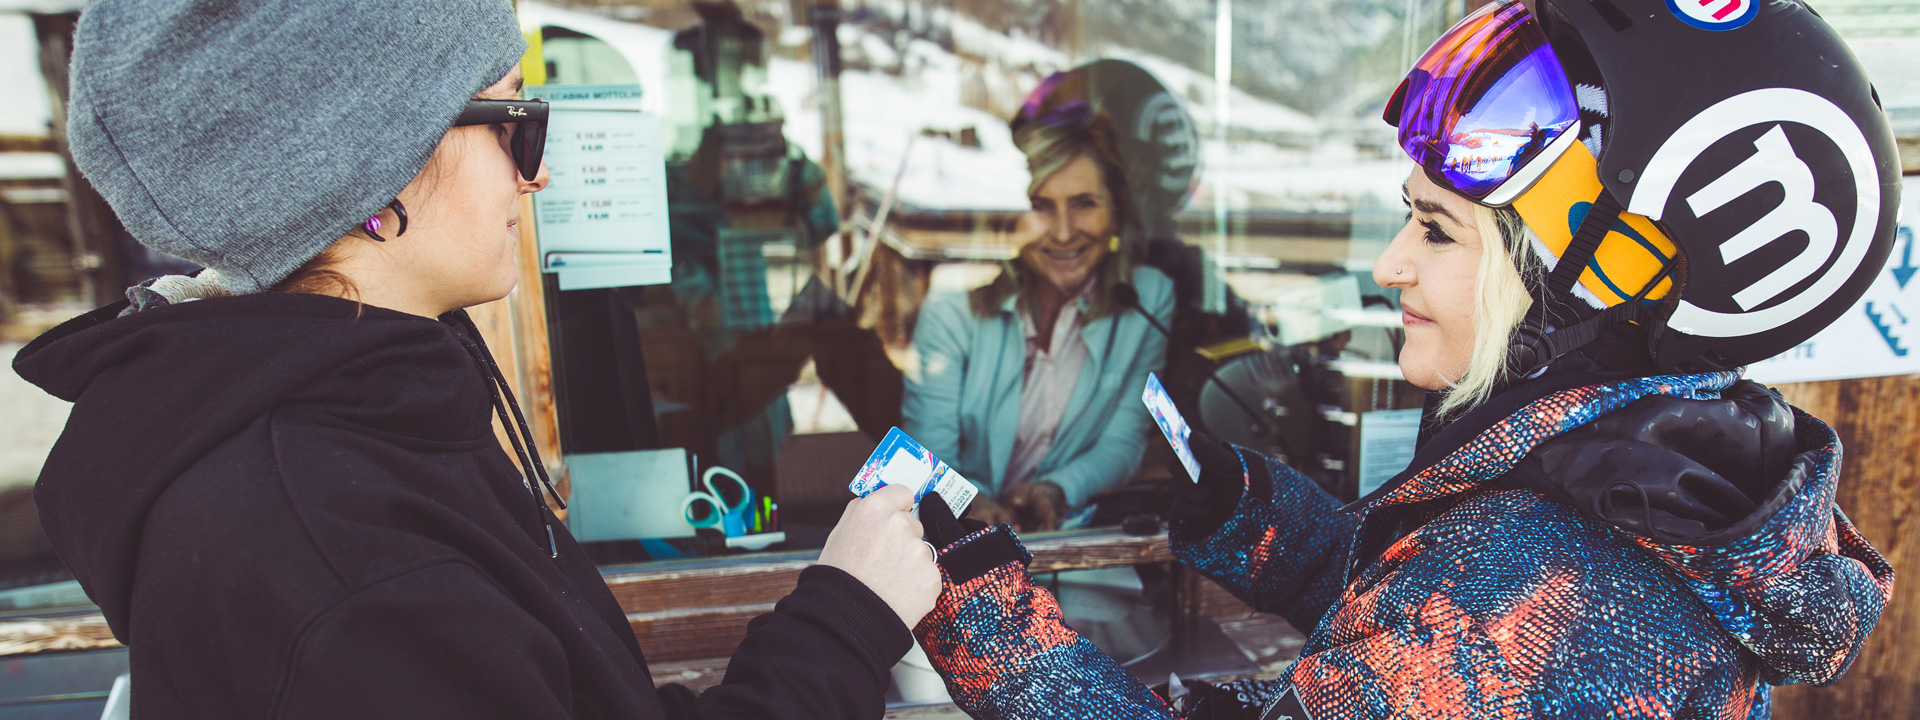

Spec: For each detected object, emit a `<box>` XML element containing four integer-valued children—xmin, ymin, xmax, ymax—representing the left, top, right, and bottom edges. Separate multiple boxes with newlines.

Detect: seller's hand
<box><xmin>818</xmin><ymin>484</ymin><xmax>941</xmax><ymax>628</ymax></box>
<box><xmin>966</xmin><ymin>494</ymin><xmax>1018</xmax><ymax>527</ymax></box>
<box><xmin>1004</xmin><ymin>481</ymin><xmax>1067</xmax><ymax>531</ymax></box>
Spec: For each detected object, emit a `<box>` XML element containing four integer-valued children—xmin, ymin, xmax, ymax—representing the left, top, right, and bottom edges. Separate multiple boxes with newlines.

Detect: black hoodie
<box><xmin>15</xmin><ymin>293</ymin><xmax>910</xmax><ymax>719</ymax></box>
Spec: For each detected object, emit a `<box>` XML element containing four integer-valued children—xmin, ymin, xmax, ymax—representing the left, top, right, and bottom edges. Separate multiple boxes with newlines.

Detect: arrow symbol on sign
<box><xmin>1865</xmin><ymin>302</ymin><xmax>1909</xmax><ymax>357</ymax></box>
<box><xmin>1892</xmin><ymin>227</ymin><xmax>1916</xmax><ymax>290</ymax></box>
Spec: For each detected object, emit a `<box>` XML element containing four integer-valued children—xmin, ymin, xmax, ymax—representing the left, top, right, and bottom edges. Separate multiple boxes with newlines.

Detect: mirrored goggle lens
<box><xmin>1387</xmin><ymin>0</ymin><xmax>1579</xmax><ymax>203</ymax></box>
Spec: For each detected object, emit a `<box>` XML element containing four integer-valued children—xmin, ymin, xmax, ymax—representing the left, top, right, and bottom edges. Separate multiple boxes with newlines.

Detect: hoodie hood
<box><xmin>14</xmin><ymin>293</ymin><xmax>499</xmax><ymax>641</ymax></box>
<box><xmin>1363</xmin><ymin>371</ymin><xmax>1893</xmax><ymax>687</ymax></box>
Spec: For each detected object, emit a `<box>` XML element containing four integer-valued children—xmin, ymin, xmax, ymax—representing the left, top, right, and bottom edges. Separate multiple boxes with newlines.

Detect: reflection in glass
<box><xmin>903</xmin><ymin>97</ymin><xmax>1171</xmax><ymax>531</ymax></box>
<box><xmin>508</xmin><ymin>0</ymin><xmax>1470</xmax><ymax>563</ymax></box>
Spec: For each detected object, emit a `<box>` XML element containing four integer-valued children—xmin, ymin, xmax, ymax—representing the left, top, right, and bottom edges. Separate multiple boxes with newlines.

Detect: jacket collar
<box><xmin>1347</xmin><ymin>370</ymin><xmax>1743</xmax><ymax>514</ymax></box>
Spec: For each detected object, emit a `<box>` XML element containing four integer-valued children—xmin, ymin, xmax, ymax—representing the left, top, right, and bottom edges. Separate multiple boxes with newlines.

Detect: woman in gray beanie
<box><xmin>13</xmin><ymin>1</ymin><xmax>937</xmax><ymax>717</ymax></box>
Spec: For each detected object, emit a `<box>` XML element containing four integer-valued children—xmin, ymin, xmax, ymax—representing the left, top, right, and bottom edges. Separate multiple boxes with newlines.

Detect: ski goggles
<box><xmin>455</xmin><ymin>99</ymin><xmax>549</xmax><ymax>182</ymax></box>
<box><xmin>1383</xmin><ymin>0</ymin><xmax>1581</xmax><ymax>207</ymax></box>
<box><xmin>1011</xmin><ymin>71</ymin><xmax>1094</xmax><ymax>134</ymax></box>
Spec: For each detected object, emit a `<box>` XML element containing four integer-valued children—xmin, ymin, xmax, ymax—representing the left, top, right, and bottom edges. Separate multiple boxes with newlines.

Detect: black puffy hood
<box><xmin>13</xmin><ymin>293</ymin><xmax>503</xmax><ymax>640</ymax></box>
<box><xmin>1500</xmin><ymin>379</ymin><xmax>1797</xmax><ymax>545</ymax></box>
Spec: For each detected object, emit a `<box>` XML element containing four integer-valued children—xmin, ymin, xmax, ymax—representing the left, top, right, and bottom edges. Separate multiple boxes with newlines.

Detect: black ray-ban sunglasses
<box><xmin>454</xmin><ymin>99</ymin><xmax>549</xmax><ymax>181</ymax></box>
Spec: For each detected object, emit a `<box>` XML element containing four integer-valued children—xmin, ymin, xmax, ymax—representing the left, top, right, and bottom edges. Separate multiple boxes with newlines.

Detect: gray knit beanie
<box><xmin>66</xmin><ymin>0</ymin><xmax>527</xmax><ymax>294</ymax></box>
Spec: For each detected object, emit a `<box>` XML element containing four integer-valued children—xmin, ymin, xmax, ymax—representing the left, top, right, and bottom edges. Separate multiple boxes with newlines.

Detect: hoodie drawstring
<box><xmin>448</xmin><ymin>311</ymin><xmax>566</xmax><ymax>558</ymax></box>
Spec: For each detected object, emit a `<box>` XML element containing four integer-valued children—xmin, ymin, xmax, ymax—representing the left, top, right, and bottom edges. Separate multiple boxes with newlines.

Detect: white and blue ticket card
<box><xmin>1144</xmin><ymin>372</ymin><xmax>1201</xmax><ymax>482</ymax></box>
<box><xmin>848</xmin><ymin>428</ymin><xmax>978</xmax><ymax>516</ymax></box>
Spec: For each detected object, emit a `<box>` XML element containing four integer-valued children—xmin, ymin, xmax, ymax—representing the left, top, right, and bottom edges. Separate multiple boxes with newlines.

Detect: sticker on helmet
<box><xmin>1666</xmin><ymin>0</ymin><xmax>1758</xmax><ymax>31</ymax></box>
<box><xmin>1628</xmin><ymin>88</ymin><xmax>1879</xmax><ymax>338</ymax></box>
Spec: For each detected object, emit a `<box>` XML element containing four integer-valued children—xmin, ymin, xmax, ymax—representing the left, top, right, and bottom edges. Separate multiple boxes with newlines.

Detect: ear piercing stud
<box><xmin>360</xmin><ymin>200</ymin><xmax>409</xmax><ymax>242</ymax></box>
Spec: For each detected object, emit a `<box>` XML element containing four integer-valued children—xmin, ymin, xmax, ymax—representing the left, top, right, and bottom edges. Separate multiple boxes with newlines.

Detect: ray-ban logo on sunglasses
<box><xmin>508</xmin><ymin>106</ymin><xmax>528</xmax><ymax>117</ymax></box>
<box><xmin>1667</xmin><ymin>0</ymin><xmax>1757</xmax><ymax>30</ymax></box>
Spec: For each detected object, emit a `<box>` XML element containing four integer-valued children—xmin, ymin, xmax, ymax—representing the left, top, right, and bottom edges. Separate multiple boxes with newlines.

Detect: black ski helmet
<box><xmin>1389</xmin><ymin>0</ymin><xmax>1902</xmax><ymax>373</ymax></box>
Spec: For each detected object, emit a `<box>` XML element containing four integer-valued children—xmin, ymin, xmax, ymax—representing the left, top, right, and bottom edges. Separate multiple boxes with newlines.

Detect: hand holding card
<box><xmin>818</xmin><ymin>483</ymin><xmax>941</xmax><ymax>627</ymax></box>
<box><xmin>848</xmin><ymin>428</ymin><xmax>978</xmax><ymax>517</ymax></box>
<box><xmin>1143</xmin><ymin>373</ymin><xmax>1201</xmax><ymax>482</ymax></box>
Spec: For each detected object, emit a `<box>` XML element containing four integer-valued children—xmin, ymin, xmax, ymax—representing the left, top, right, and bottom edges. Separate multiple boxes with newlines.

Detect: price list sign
<box><xmin>529</xmin><ymin>84</ymin><xmax>671</xmax><ymax>288</ymax></box>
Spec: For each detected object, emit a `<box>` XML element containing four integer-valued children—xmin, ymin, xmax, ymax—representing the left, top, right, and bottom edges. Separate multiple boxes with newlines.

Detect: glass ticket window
<box><xmin>511</xmin><ymin>0</ymin><xmax>1920</xmax><ymax>567</ymax></box>
<box><xmin>513</xmin><ymin>0</ymin><xmax>1466</xmax><ymax>568</ymax></box>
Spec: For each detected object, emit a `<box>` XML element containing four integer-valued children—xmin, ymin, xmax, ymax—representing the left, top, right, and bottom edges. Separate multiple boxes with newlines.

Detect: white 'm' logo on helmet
<box><xmin>1629</xmin><ymin>88</ymin><xmax>1878</xmax><ymax>338</ymax></box>
<box><xmin>1135</xmin><ymin>92</ymin><xmax>1199</xmax><ymax>193</ymax></box>
<box><xmin>1685</xmin><ymin>126</ymin><xmax>1834</xmax><ymax>311</ymax></box>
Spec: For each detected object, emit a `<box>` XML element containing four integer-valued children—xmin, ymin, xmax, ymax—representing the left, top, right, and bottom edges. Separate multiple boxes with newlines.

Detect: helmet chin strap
<box><xmin>1508</xmin><ymin>301</ymin><xmax>1649</xmax><ymax>378</ymax></box>
<box><xmin>1505</xmin><ymin>188</ymin><xmax>1650</xmax><ymax>378</ymax></box>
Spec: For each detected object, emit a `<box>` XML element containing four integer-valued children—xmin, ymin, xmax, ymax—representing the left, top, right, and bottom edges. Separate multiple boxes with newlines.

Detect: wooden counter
<box><xmin>606</xmin><ymin>527</ymin><xmax>1171</xmax><ymax>663</ymax></box>
<box><xmin>0</xmin><ymin>527</ymin><xmax>1173</xmax><ymax>661</ymax></box>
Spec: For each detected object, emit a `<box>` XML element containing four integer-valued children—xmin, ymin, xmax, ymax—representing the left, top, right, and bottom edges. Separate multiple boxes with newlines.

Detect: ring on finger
<box><xmin>921</xmin><ymin>540</ymin><xmax>939</xmax><ymax>562</ymax></box>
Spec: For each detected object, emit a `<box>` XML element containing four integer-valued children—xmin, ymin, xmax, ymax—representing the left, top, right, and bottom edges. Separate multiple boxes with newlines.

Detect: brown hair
<box><xmin>970</xmin><ymin>112</ymin><xmax>1141</xmax><ymax>320</ymax></box>
<box><xmin>268</xmin><ymin>237</ymin><xmax>364</xmax><ymax>306</ymax></box>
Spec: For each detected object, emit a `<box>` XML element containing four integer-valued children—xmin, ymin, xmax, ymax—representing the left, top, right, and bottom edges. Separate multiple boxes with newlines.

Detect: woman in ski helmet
<box><xmin>900</xmin><ymin>0</ymin><xmax>1898</xmax><ymax>717</ymax></box>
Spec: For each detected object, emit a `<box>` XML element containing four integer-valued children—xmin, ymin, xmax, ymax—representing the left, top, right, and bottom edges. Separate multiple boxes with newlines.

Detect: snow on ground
<box><xmin>946</xmin><ymin>12</ymin><xmax>1066</xmax><ymax>70</ymax></box>
<box><xmin>524</xmin><ymin>4</ymin><xmax>1404</xmax><ymax>215</ymax></box>
<box><xmin>765</xmin><ymin>41</ymin><xmax>1033</xmax><ymax>212</ymax></box>
<box><xmin>1097</xmin><ymin>48</ymin><xmax>1320</xmax><ymax>136</ymax></box>
<box><xmin>0</xmin><ymin>13</ymin><xmax>52</xmax><ymax>137</ymax></box>
<box><xmin>1191</xmin><ymin>136</ymin><xmax>1411</xmax><ymax>214</ymax></box>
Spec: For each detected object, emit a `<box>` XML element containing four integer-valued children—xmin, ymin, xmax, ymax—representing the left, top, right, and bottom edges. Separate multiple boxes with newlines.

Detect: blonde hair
<box><xmin>1434</xmin><ymin>205</ymin><xmax>1537</xmax><ymax>416</ymax></box>
<box><xmin>970</xmin><ymin>113</ymin><xmax>1138</xmax><ymax>319</ymax></box>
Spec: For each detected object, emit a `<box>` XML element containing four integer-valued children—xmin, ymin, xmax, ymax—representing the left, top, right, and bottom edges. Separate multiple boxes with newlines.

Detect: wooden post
<box><xmin>468</xmin><ymin>193</ymin><xmax>569</xmax><ymax>511</ymax></box>
<box><xmin>32</xmin><ymin>12</ymin><xmax>127</xmax><ymax>306</ymax></box>
<box><xmin>809</xmin><ymin>0</ymin><xmax>848</xmax><ymax>214</ymax></box>
<box><xmin>1770</xmin><ymin>376</ymin><xmax>1920</xmax><ymax>719</ymax></box>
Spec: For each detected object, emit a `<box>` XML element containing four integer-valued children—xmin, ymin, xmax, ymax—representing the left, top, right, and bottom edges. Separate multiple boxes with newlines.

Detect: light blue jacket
<box><xmin>902</xmin><ymin>267</ymin><xmax>1174</xmax><ymax>507</ymax></box>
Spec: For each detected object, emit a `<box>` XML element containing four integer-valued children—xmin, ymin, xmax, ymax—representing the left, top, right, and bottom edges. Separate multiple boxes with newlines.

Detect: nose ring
<box><xmin>1395</xmin><ymin>267</ymin><xmax>1405</xmax><ymax>275</ymax></box>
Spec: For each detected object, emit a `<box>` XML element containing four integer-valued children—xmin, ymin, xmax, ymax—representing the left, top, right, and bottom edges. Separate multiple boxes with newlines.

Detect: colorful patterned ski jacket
<box><xmin>913</xmin><ymin>371</ymin><xmax>1893</xmax><ymax>719</ymax></box>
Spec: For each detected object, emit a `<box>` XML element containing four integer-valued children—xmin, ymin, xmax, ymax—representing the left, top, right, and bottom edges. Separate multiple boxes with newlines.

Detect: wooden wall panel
<box><xmin>1770</xmin><ymin>376</ymin><xmax>1920</xmax><ymax>720</ymax></box>
<box><xmin>0</xmin><ymin>613</ymin><xmax>114</xmax><ymax>656</ymax></box>
<box><xmin>628</xmin><ymin>603</ymin><xmax>776</xmax><ymax>663</ymax></box>
<box><xmin>605</xmin><ymin>562</ymin><xmax>811</xmax><ymax>614</ymax></box>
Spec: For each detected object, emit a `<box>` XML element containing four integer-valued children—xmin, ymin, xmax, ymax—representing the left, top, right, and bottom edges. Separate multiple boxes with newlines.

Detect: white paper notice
<box><xmin>1356</xmin><ymin>409</ymin><xmax>1421</xmax><ymax>499</ymax></box>
<box><xmin>529</xmin><ymin>84</ymin><xmax>671</xmax><ymax>290</ymax></box>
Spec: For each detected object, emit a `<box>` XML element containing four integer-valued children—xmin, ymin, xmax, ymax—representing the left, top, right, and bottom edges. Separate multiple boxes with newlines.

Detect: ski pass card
<box><xmin>848</xmin><ymin>428</ymin><xmax>978</xmax><ymax>516</ymax></box>
<box><xmin>1144</xmin><ymin>372</ymin><xmax>1201</xmax><ymax>482</ymax></box>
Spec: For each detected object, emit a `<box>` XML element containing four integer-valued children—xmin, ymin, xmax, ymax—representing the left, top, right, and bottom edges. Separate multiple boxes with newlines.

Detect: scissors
<box><xmin>681</xmin><ymin>467</ymin><xmax>753</xmax><ymax>537</ymax></box>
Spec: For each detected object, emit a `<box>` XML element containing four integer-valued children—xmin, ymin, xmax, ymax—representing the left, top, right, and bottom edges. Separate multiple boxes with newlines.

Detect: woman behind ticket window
<box><xmin>16</xmin><ymin>1</ymin><xmax>936</xmax><ymax>717</ymax></box>
<box><xmin>902</xmin><ymin>92</ymin><xmax>1174</xmax><ymax>531</ymax></box>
